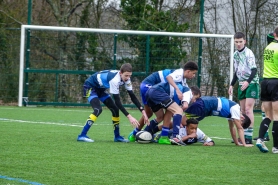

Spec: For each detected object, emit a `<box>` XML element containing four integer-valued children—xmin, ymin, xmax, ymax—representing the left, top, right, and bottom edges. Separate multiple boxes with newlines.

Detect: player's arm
<box><xmin>181</xmin><ymin>133</ymin><xmax>197</xmax><ymax>142</ymax></box>
<box><xmin>112</xmin><ymin>94</ymin><xmax>140</xmax><ymax>127</ymax></box>
<box><xmin>231</xmin><ymin>119</ymin><xmax>253</xmax><ymax>147</ymax></box>
<box><xmin>228</xmin><ymin>71</ymin><xmax>238</xmax><ymax>95</ymax></box>
<box><xmin>228</xmin><ymin>119</ymin><xmax>239</xmax><ymax>145</ymax></box>
<box><xmin>180</xmin><ymin>89</ymin><xmax>192</xmax><ymax>111</ymax></box>
<box><xmin>241</xmin><ymin>68</ymin><xmax>257</xmax><ymax>91</ymax></box>
<box><xmin>196</xmin><ymin>128</ymin><xmax>215</xmax><ymax>146</ymax></box>
<box><xmin>127</xmin><ymin>90</ymin><xmax>149</xmax><ymax>124</ymax></box>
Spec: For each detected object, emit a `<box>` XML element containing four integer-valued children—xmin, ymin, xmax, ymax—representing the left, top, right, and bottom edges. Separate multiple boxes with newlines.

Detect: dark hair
<box><xmin>183</xmin><ymin>61</ymin><xmax>198</xmax><ymax>71</ymax></box>
<box><xmin>267</xmin><ymin>33</ymin><xmax>274</xmax><ymax>45</ymax></box>
<box><xmin>234</xmin><ymin>32</ymin><xmax>245</xmax><ymax>40</ymax></box>
<box><xmin>120</xmin><ymin>63</ymin><xmax>132</xmax><ymax>73</ymax></box>
<box><xmin>190</xmin><ymin>86</ymin><xmax>201</xmax><ymax>97</ymax></box>
<box><xmin>242</xmin><ymin>114</ymin><xmax>251</xmax><ymax>129</ymax></box>
<box><xmin>186</xmin><ymin>118</ymin><xmax>199</xmax><ymax>126</ymax></box>
<box><xmin>274</xmin><ymin>27</ymin><xmax>278</xmax><ymax>37</ymax></box>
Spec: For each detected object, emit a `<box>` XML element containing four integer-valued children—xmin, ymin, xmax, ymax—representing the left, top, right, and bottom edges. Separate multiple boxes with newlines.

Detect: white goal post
<box><xmin>19</xmin><ymin>24</ymin><xmax>234</xmax><ymax>107</ymax></box>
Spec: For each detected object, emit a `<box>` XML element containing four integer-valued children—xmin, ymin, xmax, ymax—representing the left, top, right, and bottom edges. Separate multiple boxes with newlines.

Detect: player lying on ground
<box><xmin>183</xmin><ymin>96</ymin><xmax>253</xmax><ymax>147</ymax></box>
<box><xmin>145</xmin><ymin>86</ymin><xmax>201</xmax><ymax>145</ymax></box>
<box><xmin>154</xmin><ymin>118</ymin><xmax>215</xmax><ymax>146</ymax></box>
<box><xmin>136</xmin><ymin>83</ymin><xmax>200</xmax><ymax>145</ymax></box>
<box><xmin>128</xmin><ymin>61</ymin><xmax>198</xmax><ymax>142</ymax></box>
<box><xmin>77</xmin><ymin>63</ymin><xmax>148</xmax><ymax>143</ymax></box>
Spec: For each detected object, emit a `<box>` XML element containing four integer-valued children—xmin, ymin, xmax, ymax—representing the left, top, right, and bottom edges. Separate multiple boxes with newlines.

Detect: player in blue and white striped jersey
<box><xmin>77</xmin><ymin>63</ymin><xmax>148</xmax><ymax>143</ymax></box>
<box><xmin>128</xmin><ymin>62</ymin><xmax>198</xmax><ymax>142</ymax></box>
<box><xmin>183</xmin><ymin>96</ymin><xmax>253</xmax><ymax>147</ymax></box>
<box><xmin>144</xmin><ymin>83</ymin><xmax>200</xmax><ymax>145</ymax></box>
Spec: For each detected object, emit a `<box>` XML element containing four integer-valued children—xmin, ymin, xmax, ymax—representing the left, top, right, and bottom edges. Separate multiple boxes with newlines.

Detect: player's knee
<box><xmin>156</xmin><ymin>115</ymin><xmax>164</xmax><ymax>123</ymax></box>
<box><xmin>146</xmin><ymin>111</ymin><xmax>153</xmax><ymax>118</ymax></box>
<box><xmin>93</xmin><ymin>107</ymin><xmax>102</xmax><ymax>117</ymax></box>
<box><xmin>172</xmin><ymin>107</ymin><xmax>183</xmax><ymax>115</ymax></box>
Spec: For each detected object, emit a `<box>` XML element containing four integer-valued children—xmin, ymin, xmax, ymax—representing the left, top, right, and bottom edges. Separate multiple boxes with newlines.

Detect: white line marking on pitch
<box><xmin>0</xmin><ymin>118</ymin><xmax>122</xmax><ymax>127</ymax></box>
<box><xmin>0</xmin><ymin>118</ymin><xmax>230</xmax><ymax>140</ymax></box>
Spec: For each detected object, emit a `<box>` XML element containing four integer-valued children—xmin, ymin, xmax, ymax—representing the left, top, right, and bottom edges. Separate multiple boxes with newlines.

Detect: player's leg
<box><xmin>102</xmin><ymin>96</ymin><xmax>129</xmax><ymax>142</ymax></box>
<box><xmin>271</xmin><ymin>101</ymin><xmax>278</xmax><ymax>153</ymax></box>
<box><xmin>128</xmin><ymin>105</ymin><xmax>153</xmax><ymax>142</ymax></box>
<box><xmin>254</xmin><ymin>104</ymin><xmax>270</xmax><ymax>141</ymax></box>
<box><xmin>256</xmin><ymin>101</ymin><xmax>272</xmax><ymax>152</ymax></box>
<box><xmin>157</xmin><ymin>110</ymin><xmax>173</xmax><ymax>145</ymax></box>
<box><xmin>77</xmin><ymin>88</ymin><xmax>102</xmax><ymax>142</ymax></box>
<box><xmin>243</xmin><ymin>98</ymin><xmax>255</xmax><ymax>143</ymax></box>
<box><xmin>144</xmin><ymin>107</ymin><xmax>163</xmax><ymax>134</ymax></box>
<box><xmin>256</xmin><ymin>79</ymin><xmax>271</xmax><ymax>152</ymax></box>
<box><xmin>166</xmin><ymin>102</ymin><xmax>185</xmax><ymax>146</ymax></box>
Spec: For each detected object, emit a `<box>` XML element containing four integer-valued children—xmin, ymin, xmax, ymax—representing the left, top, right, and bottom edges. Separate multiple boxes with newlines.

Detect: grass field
<box><xmin>0</xmin><ymin>106</ymin><xmax>277</xmax><ymax>185</ymax></box>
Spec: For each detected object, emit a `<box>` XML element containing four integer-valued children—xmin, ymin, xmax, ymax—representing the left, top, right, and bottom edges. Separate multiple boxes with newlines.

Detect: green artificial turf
<box><xmin>0</xmin><ymin>106</ymin><xmax>277</xmax><ymax>185</ymax></box>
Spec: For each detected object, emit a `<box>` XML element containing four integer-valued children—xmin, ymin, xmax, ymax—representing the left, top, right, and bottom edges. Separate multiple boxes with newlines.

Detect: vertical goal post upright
<box><xmin>18</xmin><ymin>24</ymin><xmax>234</xmax><ymax>107</ymax></box>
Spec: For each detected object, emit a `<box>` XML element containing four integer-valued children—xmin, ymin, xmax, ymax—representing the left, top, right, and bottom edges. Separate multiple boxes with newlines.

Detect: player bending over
<box><xmin>149</xmin><ymin>86</ymin><xmax>201</xmax><ymax>145</ymax></box>
<box><xmin>77</xmin><ymin>63</ymin><xmax>148</xmax><ymax>143</ymax></box>
<box><xmin>184</xmin><ymin>96</ymin><xmax>253</xmax><ymax>147</ymax></box>
<box><xmin>144</xmin><ymin>83</ymin><xmax>200</xmax><ymax>145</ymax></box>
<box><xmin>128</xmin><ymin>62</ymin><xmax>198</xmax><ymax>142</ymax></box>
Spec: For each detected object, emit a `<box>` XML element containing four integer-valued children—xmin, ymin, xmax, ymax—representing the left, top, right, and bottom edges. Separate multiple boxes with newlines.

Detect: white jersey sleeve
<box><xmin>196</xmin><ymin>128</ymin><xmax>213</xmax><ymax>143</ymax></box>
<box><xmin>168</xmin><ymin>68</ymin><xmax>187</xmax><ymax>86</ymax></box>
<box><xmin>230</xmin><ymin>104</ymin><xmax>241</xmax><ymax>120</ymax></box>
<box><xmin>182</xmin><ymin>90</ymin><xmax>193</xmax><ymax>104</ymax></box>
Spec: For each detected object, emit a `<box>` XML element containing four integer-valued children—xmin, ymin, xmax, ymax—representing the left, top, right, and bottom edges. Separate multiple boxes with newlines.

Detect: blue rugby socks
<box><xmin>81</xmin><ymin>114</ymin><xmax>97</xmax><ymax>136</ymax></box>
<box><xmin>172</xmin><ymin>114</ymin><xmax>182</xmax><ymax>137</ymax></box>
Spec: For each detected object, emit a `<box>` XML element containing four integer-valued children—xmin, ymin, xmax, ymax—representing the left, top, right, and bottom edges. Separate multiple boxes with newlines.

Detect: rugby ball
<box><xmin>135</xmin><ymin>131</ymin><xmax>153</xmax><ymax>144</ymax></box>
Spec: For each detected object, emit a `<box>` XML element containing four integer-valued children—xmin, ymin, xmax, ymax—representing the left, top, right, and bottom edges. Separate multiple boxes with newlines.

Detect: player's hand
<box><xmin>240</xmin><ymin>81</ymin><xmax>249</xmax><ymax>91</ymax></box>
<box><xmin>127</xmin><ymin>114</ymin><xmax>139</xmax><ymax>127</ymax></box>
<box><xmin>177</xmin><ymin>89</ymin><xmax>183</xmax><ymax>100</ymax></box>
<box><xmin>142</xmin><ymin>110</ymin><xmax>150</xmax><ymax>125</ymax></box>
<box><xmin>228</xmin><ymin>86</ymin><xmax>233</xmax><ymax>95</ymax></box>
<box><xmin>203</xmin><ymin>142</ymin><xmax>214</xmax><ymax>146</ymax></box>
<box><xmin>181</xmin><ymin>102</ymin><xmax>188</xmax><ymax>111</ymax></box>
<box><xmin>188</xmin><ymin>133</ymin><xmax>197</xmax><ymax>138</ymax></box>
<box><xmin>243</xmin><ymin>144</ymin><xmax>254</xmax><ymax>147</ymax></box>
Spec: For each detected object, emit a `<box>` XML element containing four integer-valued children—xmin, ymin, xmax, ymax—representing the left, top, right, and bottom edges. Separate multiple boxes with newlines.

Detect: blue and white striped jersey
<box><xmin>143</xmin><ymin>68</ymin><xmax>187</xmax><ymax>86</ymax></box>
<box><xmin>85</xmin><ymin>70</ymin><xmax>132</xmax><ymax>94</ymax></box>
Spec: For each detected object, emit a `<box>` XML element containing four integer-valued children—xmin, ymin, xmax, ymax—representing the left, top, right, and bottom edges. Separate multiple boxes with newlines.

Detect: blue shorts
<box><xmin>140</xmin><ymin>82</ymin><xmax>153</xmax><ymax>105</ymax></box>
<box><xmin>146</xmin><ymin>88</ymin><xmax>173</xmax><ymax>112</ymax></box>
<box><xmin>83</xmin><ymin>84</ymin><xmax>110</xmax><ymax>103</ymax></box>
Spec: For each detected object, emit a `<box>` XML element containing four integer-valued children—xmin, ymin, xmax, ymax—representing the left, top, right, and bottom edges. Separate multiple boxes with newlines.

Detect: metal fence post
<box><xmin>146</xmin><ymin>35</ymin><xmax>150</xmax><ymax>74</ymax></box>
<box><xmin>197</xmin><ymin>0</ymin><xmax>204</xmax><ymax>88</ymax></box>
<box><xmin>113</xmin><ymin>33</ymin><xmax>118</xmax><ymax>69</ymax></box>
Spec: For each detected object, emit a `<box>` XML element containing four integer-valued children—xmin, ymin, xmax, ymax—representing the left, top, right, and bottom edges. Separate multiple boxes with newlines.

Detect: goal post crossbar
<box><xmin>18</xmin><ymin>24</ymin><xmax>235</xmax><ymax>106</ymax></box>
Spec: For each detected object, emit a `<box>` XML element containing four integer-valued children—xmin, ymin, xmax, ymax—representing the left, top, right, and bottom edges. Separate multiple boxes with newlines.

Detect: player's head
<box><xmin>273</xmin><ymin>27</ymin><xmax>278</xmax><ymax>40</ymax></box>
<box><xmin>241</xmin><ymin>114</ymin><xmax>251</xmax><ymax>129</ymax></box>
<box><xmin>182</xmin><ymin>61</ymin><xmax>198</xmax><ymax>80</ymax></box>
<box><xmin>186</xmin><ymin>118</ymin><xmax>199</xmax><ymax>135</ymax></box>
<box><xmin>267</xmin><ymin>33</ymin><xmax>274</xmax><ymax>45</ymax></box>
<box><xmin>190</xmin><ymin>86</ymin><xmax>201</xmax><ymax>103</ymax></box>
<box><xmin>234</xmin><ymin>32</ymin><xmax>246</xmax><ymax>50</ymax></box>
<box><xmin>120</xmin><ymin>63</ymin><xmax>132</xmax><ymax>82</ymax></box>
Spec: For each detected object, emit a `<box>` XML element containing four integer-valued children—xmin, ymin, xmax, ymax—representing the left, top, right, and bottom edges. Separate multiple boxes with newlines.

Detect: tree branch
<box><xmin>0</xmin><ymin>10</ymin><xmax>23</xmax><ymax>24</ymax></box>
<box><xmin>67</xmin><ymin>1</ymin><xmax>89</xmax><ymax>18</ymax></box>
